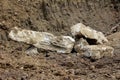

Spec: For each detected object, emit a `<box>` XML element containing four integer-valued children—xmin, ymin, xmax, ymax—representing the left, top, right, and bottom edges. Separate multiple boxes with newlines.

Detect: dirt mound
<box><xmin>0</xmin><ymin>0</ymin><xmax>120</xmax><ymax>80</ymax></box>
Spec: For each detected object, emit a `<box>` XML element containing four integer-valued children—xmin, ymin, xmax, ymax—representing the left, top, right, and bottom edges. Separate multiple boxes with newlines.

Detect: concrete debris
<box><xmin>50</xmin><ymin>36</ymin><xmax>75</xmax><ymax>53</ymax></box>
<box><xmin>71</xmin><ymin>23</ymin><xmax>108</xmax><ymax>44</ymax></box>
<box><xmin>9</xmin><ymin>23</ymin><xmax>114</xmax><ymax>60</ymax></box>
<box><xmin>77</xmin><ymin>45</ymin><xmax>114</xmax><ymax>60</ymax></box>
<box><xmin>71</xmin><ymin>23</ymin><xmax>114</xmax><ymax>59</ymax></box>
<box><xmin>74</xmin><ymin>38</ymin><xmax>114</xmax><ymax>59</ymax></box>
<box><xmin>9</xmin><ymin>27</ymin><xmax>75</xmax><ymax>53</ymax></box>
<box><xmin>74</xmin><ymin>38</ymin><xmax>89</xmax><ymax>53</ymax></box>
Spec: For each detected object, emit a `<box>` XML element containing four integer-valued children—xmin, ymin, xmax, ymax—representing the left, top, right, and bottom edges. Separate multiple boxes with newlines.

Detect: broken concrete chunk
<box><xmin>71</xmin><ymin>23</ymin><xmax>108</xmax><ymax>44</ymax></box>
<box><xmin>77</xmin><ymin>45</ymin><xmax>114</xmax><ymax>60</ymax></box>
<box><xmin>9</xmin><ymin>27</ymin><xmax>75</xmax><ymax>53</ymax></box>
<box><xmin>34</xmin><ymin>35</ymin><xmax>75</xmax><ymax>53</ymax></box>
<box><xmin>74</xmin><ymin>38</ymin><xmax>89</xmax><ymax>53</ymax></box>
<box><xmin>51</xmin><ymin>36</ymin><xmax>75</xmax><ymax>53</ymax></box>
<box><xmin>74</xmin><ymin>38</ymin><xmax>114</xmax><ymax>59</ymax></box>
<box><xmin>9</xmin><ymin>27</ymin><xmax>55</xmax><ymax>44</ymax></box>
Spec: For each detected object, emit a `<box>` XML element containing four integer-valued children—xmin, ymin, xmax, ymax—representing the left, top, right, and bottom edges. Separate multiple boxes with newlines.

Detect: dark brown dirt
<box><xmin>0</xmin><ymin>0</ymin><xmax>120</xmax><ymax>80</ymax></box>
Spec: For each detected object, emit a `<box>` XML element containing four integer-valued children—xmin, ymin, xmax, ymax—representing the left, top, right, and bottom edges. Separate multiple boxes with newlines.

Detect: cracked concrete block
<box><xmin>9</xmin><ymin>27</ymin><xmax>75</xmax><ymax>53</ymax></box>
<box><xmin>71</xmin><ymin>23</ymin><xmax>108</xmax><ymax>44</ymax></box>
<box><xmin>74</xmin><ymin>38</ymin><xmax>89</xmax><ymax>53</ymax></box>
<box><xmin>80</xmin><ymin>45</ymin><xmax>114</xmax><ymax>59</ymax></box>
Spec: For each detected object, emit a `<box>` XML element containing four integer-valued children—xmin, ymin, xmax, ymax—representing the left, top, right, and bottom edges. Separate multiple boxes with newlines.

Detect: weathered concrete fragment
<box><xmin>74</xmin><ymin>38</ymin><xmax>89</xmax><ymax>53</ymax></box>
<box><xmin>78</xmin><ymin>45</ymin><xmax>114</xmax><ymax>59</ymax></box>
<box><xmin>71</xmin><ymin>23</ymin><xmax>108</xmax><ymax>44</ymax></box>
<box><xmin>9</xmin><ymin>27</ymin><xmax>75</xmax><ymax>53</ymax></box>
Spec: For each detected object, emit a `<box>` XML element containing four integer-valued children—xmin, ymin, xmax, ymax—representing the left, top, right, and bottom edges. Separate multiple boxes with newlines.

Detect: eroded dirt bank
<box><xmin>0</xmin><ymin>0</ymin><xmax>120</xmax><ymax>80</ymax></box>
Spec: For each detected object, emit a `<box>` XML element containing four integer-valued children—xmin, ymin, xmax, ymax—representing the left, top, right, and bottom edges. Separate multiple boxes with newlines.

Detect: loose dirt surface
<box><xmin>0</xmin><ymin>0</ymin><xmax>120</xmax><ymax>80</ymax></box>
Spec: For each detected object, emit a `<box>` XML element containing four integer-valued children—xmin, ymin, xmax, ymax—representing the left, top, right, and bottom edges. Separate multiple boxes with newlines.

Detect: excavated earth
<box><xmin>0</xmin><ymin>0</ymin><xmax>120</xmax><ymax>80</ymax></box>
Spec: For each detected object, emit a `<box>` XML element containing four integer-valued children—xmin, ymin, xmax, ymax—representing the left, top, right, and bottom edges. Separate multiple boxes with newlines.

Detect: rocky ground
<box><xmin>0</xmin><ymin>0</ymin><xmax>120</xmax><ymax>80</ymax></box>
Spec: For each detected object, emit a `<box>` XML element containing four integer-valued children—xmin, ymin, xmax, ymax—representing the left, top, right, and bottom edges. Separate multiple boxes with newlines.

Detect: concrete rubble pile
<box><xmin>9</xmin><ymin>23</ymin><xmax>114</xmax><ymax>59</ymax></box>
<box><xmin>71</xmin><ymin>23</ymin><xmax>114</xmax><ymax>59</ymax></box>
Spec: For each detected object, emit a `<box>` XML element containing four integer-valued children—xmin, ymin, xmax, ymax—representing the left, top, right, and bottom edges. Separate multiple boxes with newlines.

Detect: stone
<box><xmin>50</xmin><ymin>36</ymin><xmax>75</xmax><ymax>53</ymax></box>
<box><xmin>74</xmin><ymin>38</ymin><xmax>89</xmax><ymax>53</ymax></box>
<box><xmin>9</xmin><ymin>27</ymin><xmax>75</xmax><ymax>53</ymax></box>
<box><xmin>73</xmin><ymin>37</ymin><xmax>114</xmax><ymax>59</ymax></box>
<box><xmin>81</xmin><ymin>45</ymin><xmax>114</xmax><ymax>59</ymax></box>
<box><xmin>71</xmin><ymin>23</ymin><xmax>108</xmax><ymax>44</ymax></box>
